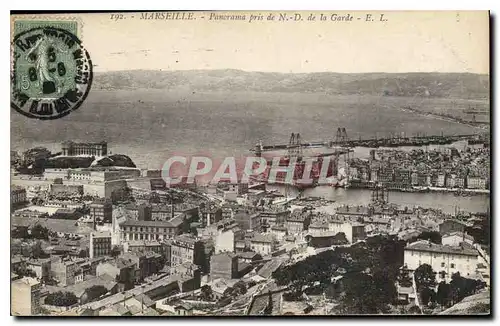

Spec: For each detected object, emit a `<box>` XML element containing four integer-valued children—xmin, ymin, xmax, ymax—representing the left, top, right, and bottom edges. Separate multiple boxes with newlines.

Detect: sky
<box><xmin>13</xmin><ymin>11</ymin><xmax>490</xmax><ymax>74</ymax></box>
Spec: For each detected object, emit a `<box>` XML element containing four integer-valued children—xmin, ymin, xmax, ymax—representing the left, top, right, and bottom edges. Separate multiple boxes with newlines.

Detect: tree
<box><xmin>110</xmin><ymin>245</ymin><xmax>121</xmax><ymax>258</ymax></box>
<box><xmin>420</xmin><ymin>287</ymin><xmax>436</xmax><ymax>306</ymax></box>
<box><xmin>200</xmin><ymin>285</ymin><xmax>213</xmax><ymax>301</ymax></box>
<box><xmin>84</xmin><ymin>285</ymin><xmax>109</xmax><ymax>303</ymax></box>
<box><xmin>14</xmin><ymin>266</ymin><xmax>37</xmax><ymax>278</ymax></box>
<box><xmin>11</xmin><ymin>227</ymin><xmax>29</xmax><ymax>239</ymax></box>
<box><xmin>407</xmin><ymin>305</ymin><xmax>422</xmax><ymax>315</ymax></box>
<box><xmin>336</xmin><ymin>273</ymin><xmax>389</xmax><ymax>314</ymax></box>
<box><xmin>263</xmin><ymin>292</ymin><xmax>273</xmax><ymax>315</ymax></box>
<box><xmin>23</xmin><ymin>240</ymin><xmax>49</xmax><ymax>259</ymax></box>
<box><xmin>30</xmin><ymin>224</ymin><xmax>50</xmax><ymax>240</ymax></box>
<box><xmin>398</xmin><ymin>265</ymin><xmax>413</xmax><ymax>287</ymax></box>
<box><xmin>436</xmin><ymin>281</ymin><xmax>451</xmax><ymax>307</ymax></box>
<box><xmin>414</xmin><ymin>264</ymin><xmax>436</xmax><ymax>290</ymax></box>
<box><xmin>449</xmin><ymin>272</ymin><xmax>486</xmax><ymax>305</ymax></box>
<box><xmin>416</xmin><ymin>231</ymin><xmax>442</xmax><ymax>244</ymax></box>
<box><xmin>45</xmin><ymin>291</ymin><xmax>78</xmax><ymax>307</ymax></box>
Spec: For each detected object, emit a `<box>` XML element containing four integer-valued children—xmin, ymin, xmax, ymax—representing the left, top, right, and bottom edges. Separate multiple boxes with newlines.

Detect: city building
<box><xmin>455</xmin><ymin>176</ymin><xmax>466</xmax><ymax>189</ymax></box>
<box><xmin>342</xmin><ymin>222</ymin><xmax>366</xmax><ymax>243</ymax></box>
<box><xmin>439</xmin><ymin>219</ymin><xmax>467</xmax><ymax>235</ymax></box>
<box><xmin>286</xmin><ymin>211</ymin><xmax>311</xmax><ymax>235</ymax></box>
<box><xmin>90</xmin><ymin>199</ymin><xmax>113</xmax><ymax>224</ymax></box>
<box><xmin>249</xmin><ymin>234</ymin><xmax>275</xmax><ymax>256</ymax></box>
<box><xmin>199</xmin><ymin>204</ymin><xmax>223</xmax><ymax>227</ymax></box>
<box><xmin>403</xmin><ymin>240</ymin><xmax>479</xmax><ymax>281</ymax></box>
<box><xmin>123</xmin><ymin>240</ymin><xmax>164</xmax><ymax>255</ymax></box>
<box><xmin>170</xmin><ymin>235</ymin><xmax>206</xmax><ymax>270</ymax></box>
<box><xmin>308</xmin><ymin>221</ymin><xmax>330</xmax><ymax>235</ymax></box>
<box><xmin>138</xmin><ymin>203</ymin><xmax>152</xmax><ymax>221</ymax></box>
<box><xmin>61</xmin><ymin>141</ymin><xmax>108</xmax><ymax>157</ymax></box>
<box><xmin>236</xmin><ymin>252</ymin><xmax>263</xmax><ymax>264</ymax></box>
<box><xmin>26</xmin><ymin>258</ymin><xmax>52</xmax><ymax>283</ymax></box>
<box><xmin>11</xmin><ymin>186</ymin><xmax>27</xmax><ymax>207</ymax></box>
<box><xmin>411</xmin><ymin>172</ymin><xmax>418</xmax><ymax>186</ymax></box>
<box><xmin>305</xmin><ymin>232</ymin><xmax>343</xmax><ymax>248</ymax></box>
<box><xmin>90</xmin><ymin>231</ymin><xmax>112</xmax><ymax>259</ymax></box>
<box><xmin>11</xmin><ymin>277</ymin><xmax>41</xmax><ymax>316</ymax></box>
<box><xmin>467</xmin><ymin>176</ymin><xmax>487</xmax><ymax>189</ymax></box>
<box><xmin>234</xmin><ymin>210</ymin><xmax>261</xmax><ymax>232</ymax></box>
<box><xmin>51</xmin><ymin>258</ymin><xmax>77</xmax><ymax>286</ymax></box>
<box><xmin>336</xmin><ymin>205</ymin><xmax>372</xmax><ymax>219</ymax></box>
<box><xmin>170</xmin><ymin>262</ymin><xmax>201</xmax><ymax>292</ymax></box>
<box><xmin>214</xmin><ymin>228</ymin><xmax>237</xmax><ymax>254</ymax></box>
<box><xmin>120</xmin><ymin>216</ymin><xmax>185</xmax><ymax>242</ymax></box>
<box><xmin>210</xmin><ymin>252</ymin><xmax>239</xmax><ymax>280</ymax></box>
<box><xmin>270</xmin><ymin>225</ymin><xmax>287</xmax><ymax>242</ymax></box>
<box><xmin>217</xmin><ymin>183</ymin><xmax>249</xmax><ymax>201</ymax></box>
<box><xmin>96</xmin><ymin>258</ymin><xmax>137</xmax><ymax>291</ymax></box>
<box><xmin>259</xmin><ymin>209</ymin><xmax>289</xmax><ymax>227</ymax></box>
<box><xmin>445</xmin><ymin>174</ymin><xmax>457</xmax><ymax>188</ymax></box>
<box><xmin>442</xmin><ymin>232</ymin><xmax>475</xmax><ymax>246</ymax></box>
<box><xmin>121</xmin><ymin>252</ymin><xmax>164</xmax><ymax>282</ymax></box>
<box><xmin>437</xmin><ymin>174</ymin><xmax>446</xmax><ymax>187</ymax></box>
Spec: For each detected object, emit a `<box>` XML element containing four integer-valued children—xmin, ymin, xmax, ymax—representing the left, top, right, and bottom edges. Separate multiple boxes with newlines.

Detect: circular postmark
<box><xmin>11</xmin><ymin>26</ymin><xmax>92</xmax><ymax>120</ymax></box>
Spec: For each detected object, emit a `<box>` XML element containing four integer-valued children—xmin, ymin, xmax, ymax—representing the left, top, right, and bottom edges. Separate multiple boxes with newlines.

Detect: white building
<box><xmin>215</xmin><ymin>229</ymin><xmax>236</xmax><ymax>254</ymax></box>
<box><xmin>466</xmin><ymin>176</ymin><xmax>487</xmax><ymax>190</ymax></box>
<box><xmin>250</xmin><ymin>234</ymin><xmax>275</xmax><ymax>256</ymax></box>
<box><xmin>270</xmin><ymin>225</ymin><xmax>287</xmax><ymax>242</ymax></box>
<box><xmin>11</xmin><ymin>186</ymin><xmax>27</xmax><ymax>206</ymax></box>
<box><xmin>11</xmin><ymin>277</ymin><xmax>41</xmax><ymax>316</ymax></box>
<box><xmin>437</xmin><ymin>174</ymin><xmax>446</xmax><ymax>187</ymax></box>
<box><xmin>442</xmin><ymin>232</ymin><xmax>474</xmax><ymax>247</ymax></box>
<box><xmin>404</xmin><ymin>240</ymin><xmax>479</xmax><ymax>281</ymax></box>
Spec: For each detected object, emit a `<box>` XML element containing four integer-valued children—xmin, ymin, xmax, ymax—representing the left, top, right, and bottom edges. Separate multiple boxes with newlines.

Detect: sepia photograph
<box><xmin>9</xmin><ymin>10</ymin><xmax>490</xmax><ymax>316</ymax></box>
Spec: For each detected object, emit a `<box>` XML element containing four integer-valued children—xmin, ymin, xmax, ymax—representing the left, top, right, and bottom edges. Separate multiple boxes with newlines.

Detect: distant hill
<box><xmin>93</xmin><ymin>70</ymin><xmax>489</xmax><ymax>99</ymax></box>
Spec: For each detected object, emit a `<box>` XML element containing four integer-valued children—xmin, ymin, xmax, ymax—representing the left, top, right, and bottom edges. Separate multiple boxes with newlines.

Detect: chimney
<box><xmin>171</xmin><ymin>197</ymin><xmax>175</xmax><ymax>220</ymax></box>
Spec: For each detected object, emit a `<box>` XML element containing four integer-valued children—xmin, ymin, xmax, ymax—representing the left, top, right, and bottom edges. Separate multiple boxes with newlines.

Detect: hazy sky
<box><xmin>15</xmin><ymin>11</ymin><xmax>489</xmax><ymax>74</ymax></box>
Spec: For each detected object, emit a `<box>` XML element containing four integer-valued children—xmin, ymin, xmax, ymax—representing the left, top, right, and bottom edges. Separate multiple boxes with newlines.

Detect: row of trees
<box><xmin>45</xmin><ymin>291</ymin><xmax>78</xmax><ymax>307</ymax></box>
<box><xmin>414</xmin><ymin>264</ymin><xmax>486</xmax><ymax>308</ymax></box>
<box><xmin>44</xmin><ymin>286</ymin><xmax>110</xmax><ymax>307</ymax></box>
<box><xmin>11</xmin><ymin>224</ymin><xmax>51</xmax><ymax>240</ymax></box>
<box><xmin>272</xmin><ymin>235</ymin><xmax>407</xmax><ymax>314</ymax></box>
<box><xmin>408</xmin><ymin>231</ymin><xmax>442</xmax><ymax>245</ymax></box>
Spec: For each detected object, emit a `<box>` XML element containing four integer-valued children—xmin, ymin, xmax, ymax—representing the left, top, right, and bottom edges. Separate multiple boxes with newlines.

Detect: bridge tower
<box><xmin>335</xmin><ymin>128</ymin><xmax>350</xmax><ymax>181</ymax></box>
<box><xmin>288</xmin><ymin>132</ymin><xmax>303</xmax><ymax>158</ymax></box>
<box><xmin>254</xmin><ymin>140</ymin><xmax>263</xmax><ymax>157</ymax></box>
<box><xmin>335</xmin><ymin>127</ymin><xmax>349</xmax><ymax>143</ymax></box>
<box><xmin>371</xmin><ymin>183</ymin><xmax>389</xmax><ymax>204</ymax></box>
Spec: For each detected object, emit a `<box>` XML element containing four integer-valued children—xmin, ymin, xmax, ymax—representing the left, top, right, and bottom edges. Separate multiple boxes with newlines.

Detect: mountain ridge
<box><xmin>92</xmin><ymin>70</ymin><xmax>490</xmax><ymax>99</ymax></box>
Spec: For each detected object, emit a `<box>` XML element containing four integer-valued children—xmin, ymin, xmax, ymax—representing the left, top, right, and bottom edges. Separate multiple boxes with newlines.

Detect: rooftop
<box><xmin>443</xmin><ymin>231</ymin><xmax>475</xmax><ymax>241</ymax></box>
<box><xmin>306</xmin><ymin>231</ymin><xmax>339</xmax><ymax>238</ymax></box>
<box><xmin>251</xmin><ymin>233</ymin><xmax>274</xmax><ymax>244</ymax></box>
<box><xmin>12</xmin><ymin>276</ymin><xmax>40</xmax><ymax>287</ymax></box>
<box><xmin>120</xmin><ymin>217</ymin><xmax>183</xmax><ymax>228</ymax></box>
<box><xmin>88</xmin><ymin>274</ymin><xmax>182</xmax><ymax>311</ymax></box>
<box><xmin>405</xmin><ymin>240</ymin><xmax>478</xmax><ymax>256</ymax></box>
<box><xmin>257</xmin><ymin>258</ymin><xmax>285</xmax><ymax>279</ymax></box>
<box><xmin>45</xmin><ymin>274</ymin><xmax>117</xmax><ymax>298</ymax></box>
<box><xmin>92</xmin><ymin>231</ymin><xmax>112</xmax><ymax>238</ymax></box>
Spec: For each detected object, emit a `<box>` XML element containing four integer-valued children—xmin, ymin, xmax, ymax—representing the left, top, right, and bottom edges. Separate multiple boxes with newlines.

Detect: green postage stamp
<box><xmin>11</xmin><ymin>18</ymin><xmax>92</xmax><ymax>120</ymax></box>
